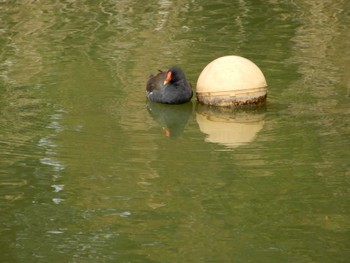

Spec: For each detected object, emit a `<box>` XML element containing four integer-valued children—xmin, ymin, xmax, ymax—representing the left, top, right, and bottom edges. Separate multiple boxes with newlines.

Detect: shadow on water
<box><xmin>196</xmin><ymin>103</ymin><xmax>266</xmax><ymax>149</ymax></box>
<box><xmin>147</xmin><ymin>97</ymin><xmax>267</xmax><ymax>150</ymax></box>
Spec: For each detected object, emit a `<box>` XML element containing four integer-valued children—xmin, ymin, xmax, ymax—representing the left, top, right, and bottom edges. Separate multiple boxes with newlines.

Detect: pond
<box><xmin>0</xmin><ymin>1</ymin><xmax>349</xmax><ymax>262</ymax></box>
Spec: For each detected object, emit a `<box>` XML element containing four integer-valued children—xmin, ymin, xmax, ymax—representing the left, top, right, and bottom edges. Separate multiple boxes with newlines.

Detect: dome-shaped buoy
<box><xmin>196</xmin><ymin>56</ymin><xmax>267</xmax><ymax>107</ymax></box>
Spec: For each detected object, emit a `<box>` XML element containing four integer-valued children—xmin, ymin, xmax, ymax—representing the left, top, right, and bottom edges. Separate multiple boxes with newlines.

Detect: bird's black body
<box><xmin>146</xmin><ymin>66</ymin><xmax>193</xmax><ymax>104</ymax></box>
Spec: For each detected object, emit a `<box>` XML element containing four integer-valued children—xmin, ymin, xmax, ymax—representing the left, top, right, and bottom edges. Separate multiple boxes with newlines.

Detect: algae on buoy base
<box><xmin>196</xmin><ymin>56</ymin><xmax>267</xmax><ymax>107</ymax></box>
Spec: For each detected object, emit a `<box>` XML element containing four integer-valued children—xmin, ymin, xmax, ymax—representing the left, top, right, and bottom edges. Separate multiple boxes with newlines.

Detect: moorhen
<box><xmin>146</xmin><ymin>66</ymin><xmax>193</xmax><ymax>104</ymax></box>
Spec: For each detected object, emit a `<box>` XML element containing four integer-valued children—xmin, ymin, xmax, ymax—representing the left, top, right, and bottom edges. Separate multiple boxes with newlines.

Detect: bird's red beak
<box><xmin>164</xmin><ymin>71</ymin><xmax>172</xmax><ymax>85</ymax></box>
<box><xmin>163</xmin><ymin>127</ymin><xmax>171</xmax><ymax>137</ymax></box>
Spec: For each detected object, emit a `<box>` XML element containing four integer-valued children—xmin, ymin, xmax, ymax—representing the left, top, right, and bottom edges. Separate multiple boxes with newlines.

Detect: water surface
<box><xmin>0</xmin><ymin>1</ymin><xmax>349</xmax><ymax>262</ymax></box>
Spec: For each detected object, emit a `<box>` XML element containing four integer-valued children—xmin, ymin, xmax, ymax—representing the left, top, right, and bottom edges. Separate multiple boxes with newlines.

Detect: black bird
<box><xmin>146</xmin><ymin>66</ymin><xmax>193</xmax><ymax>104</ymax></box>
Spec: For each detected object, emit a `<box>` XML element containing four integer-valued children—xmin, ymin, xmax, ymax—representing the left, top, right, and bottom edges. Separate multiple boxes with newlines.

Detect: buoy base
<box><xmin>196</xmin><ymin>87</ymin><xmax>267</xmax><ymax>107</ymax></box>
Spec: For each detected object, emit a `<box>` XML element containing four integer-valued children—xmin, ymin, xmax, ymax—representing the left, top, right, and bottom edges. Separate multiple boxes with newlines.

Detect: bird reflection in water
<box><xmin>146</xmin><ymin>101</ymin><xmax>193</xmax><ymax>138</ymax></box>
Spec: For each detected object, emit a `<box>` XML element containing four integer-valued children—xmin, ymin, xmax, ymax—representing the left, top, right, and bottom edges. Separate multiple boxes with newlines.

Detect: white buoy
<box><xmin>196</xmin><ymin>56</ymin><xmax>267</xmax><ymax>107</ymax></box>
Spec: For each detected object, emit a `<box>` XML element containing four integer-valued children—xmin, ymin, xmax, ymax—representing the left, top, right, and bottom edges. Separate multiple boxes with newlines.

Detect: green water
<box><xmin>1</xmin><ymin>1</ymin><xmax>349</xmax><ymax>262</ymax></box>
